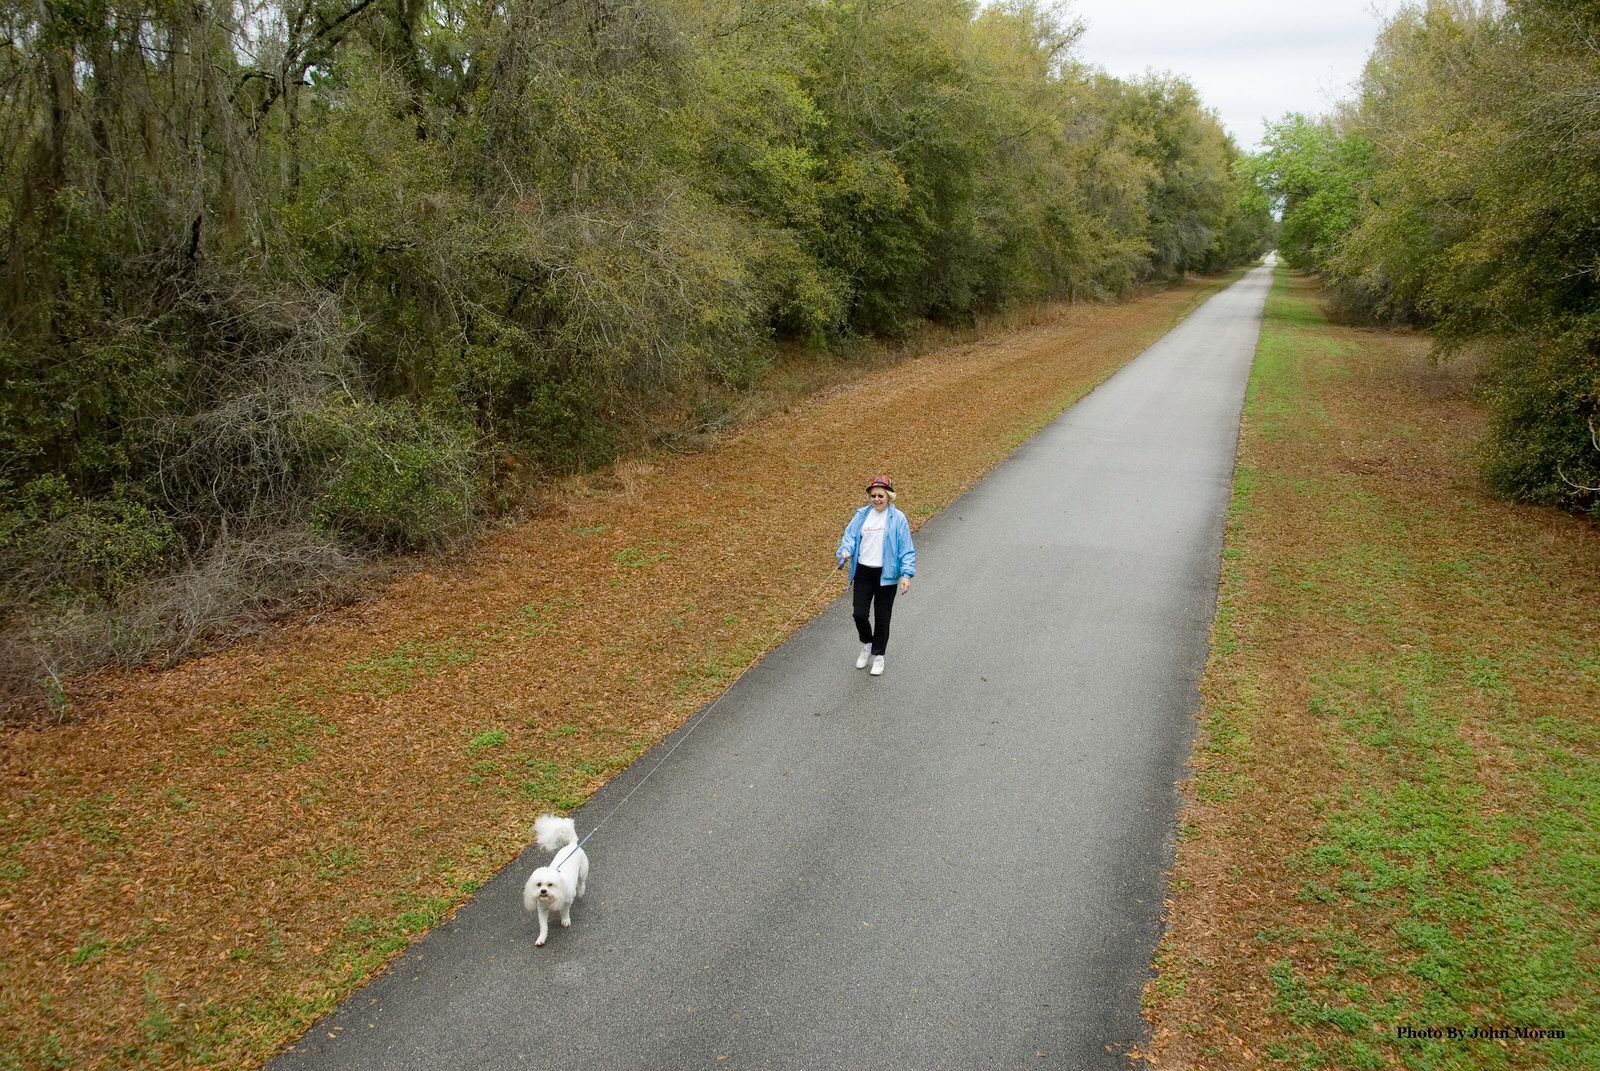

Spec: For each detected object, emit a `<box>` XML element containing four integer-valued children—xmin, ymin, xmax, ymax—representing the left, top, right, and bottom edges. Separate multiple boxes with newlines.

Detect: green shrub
<box><xmin>1</xmin><ymin>476</ymin><xmax>178</xmax><ymax>602</ymax></box>
<box><xmin>447</xmin><ymin>317</ymin><xmax>616</xmax><ymax>476</ymax></box>
<box><xmin>1480</xmin><ymin>337</ymin><xmax>1600</xmax><ymax>517</ymax></box>
<box><xmin>303</xmin><ymin>401</ymin><xmax>480</xmax><ymax>550</ymax></box>
<box><xmin>513</xmin><ymin>374</ymin><xmax>620</xmax><ymax>475</ymax></box>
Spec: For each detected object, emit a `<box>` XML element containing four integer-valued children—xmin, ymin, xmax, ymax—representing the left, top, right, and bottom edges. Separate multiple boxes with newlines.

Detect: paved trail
<box><xmin>272</xmin><ymin>261</ymin><xmax>1274</xmax><ymax>1070</ymax></box>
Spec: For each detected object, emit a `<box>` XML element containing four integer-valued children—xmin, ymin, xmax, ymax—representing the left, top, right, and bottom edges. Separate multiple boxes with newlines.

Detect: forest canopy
<box><xmin>0</xmin><ymin>0</ymin><xmax>1269</xmax><ymax>703</ymax></box>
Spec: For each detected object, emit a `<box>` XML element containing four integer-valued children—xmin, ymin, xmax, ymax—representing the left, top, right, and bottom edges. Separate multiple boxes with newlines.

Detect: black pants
<box><xmin>851</xmin><ymin>564</ymin><xmax>898</xmax><ymax>655</ymax></box>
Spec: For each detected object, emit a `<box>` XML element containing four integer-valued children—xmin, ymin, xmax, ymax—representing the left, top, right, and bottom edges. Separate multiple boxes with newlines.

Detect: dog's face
<box><xmin>528</xmin><ymin>864</ymin><xmax>571</xmax><ymax>906</ymax></box>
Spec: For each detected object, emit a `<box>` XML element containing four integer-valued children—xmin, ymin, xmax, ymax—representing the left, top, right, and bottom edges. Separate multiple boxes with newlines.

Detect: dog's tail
<box><xmin>534</xmin><ymin>814</ymin><xmax>578</xmax><ymax>854</ymax></box>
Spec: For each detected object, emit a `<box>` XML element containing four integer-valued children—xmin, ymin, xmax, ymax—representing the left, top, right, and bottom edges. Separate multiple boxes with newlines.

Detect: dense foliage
<box><xmin>1249</xmin><ymin>0</ymin><xmax>1600</xmax><ymax>518</ymax></box>
<box><xmin>0</xmin><ymin>0</ymin><xmax>1268</xmax><ymax>699</ymax></box>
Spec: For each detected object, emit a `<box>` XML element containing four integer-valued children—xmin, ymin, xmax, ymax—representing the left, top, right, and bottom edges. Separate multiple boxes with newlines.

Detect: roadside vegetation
<box><xmin>1160</xmin><ymin>4</ymin><xmax>1600</xmax><ymax>1063</ymax></box>
<box><xmin>1247</xmin><ymin>0</ymin><xmax>1599</xmax><ymax>521</ymax></box>
<box><xmin>0</xmin><ymin>0</ymin><xmax>1270</xmax><ymax>710</ymax></box>
<box><xmin>1147</xmin><ymin>268</ymin><xmax>1599</xmax><ymax>1070</ymax></box>
<box><xmin>0</xmin><ymin>274</ymin><xmax>1246</xmax><ymax>1071</ymax></box>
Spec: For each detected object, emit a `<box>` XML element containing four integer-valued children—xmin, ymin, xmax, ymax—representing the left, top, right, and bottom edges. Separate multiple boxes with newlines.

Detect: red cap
<box><xmin>866</xmin><ymin>475</ymin><xmax>894</xmax><ymax>493</ymax></box>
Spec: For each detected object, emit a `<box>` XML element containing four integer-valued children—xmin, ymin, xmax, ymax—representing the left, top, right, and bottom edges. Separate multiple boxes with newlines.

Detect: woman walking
<box><xmin>836</xmin><ymin>475</ymin><xmax>916</xmax><ymax>676</ymax></box>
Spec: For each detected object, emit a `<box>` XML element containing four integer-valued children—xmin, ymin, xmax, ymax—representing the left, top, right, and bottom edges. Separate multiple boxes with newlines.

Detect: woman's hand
<box><xmin>838</xmin><ymin>553</ymin><xmax>851</xmax><ymax>571</ymax></box>
<box><xmin>898</xmin><ymin>576</ymin><xmax>910</xmax><ymax>595</ymax></box>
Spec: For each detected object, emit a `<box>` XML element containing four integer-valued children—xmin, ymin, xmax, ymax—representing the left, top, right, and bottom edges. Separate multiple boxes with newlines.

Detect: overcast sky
<box><xmin>1067</xmin><ymin>0</ymin><xmax>1404</xmax><ymax>151</ymax></box>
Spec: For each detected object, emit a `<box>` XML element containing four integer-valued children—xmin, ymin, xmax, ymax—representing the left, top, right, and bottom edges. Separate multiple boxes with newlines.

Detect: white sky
<box><xmin>1066</xmin><ymin>0</ymin><xmax>1404</xmax><ymax>151</ymax></box>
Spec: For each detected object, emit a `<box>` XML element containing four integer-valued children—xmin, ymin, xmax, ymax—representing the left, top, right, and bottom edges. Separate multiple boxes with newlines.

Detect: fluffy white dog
<box><xmin>522</xmin><ymin>814</ymin><xmax>589</xmax><ymax>947</ymax></box>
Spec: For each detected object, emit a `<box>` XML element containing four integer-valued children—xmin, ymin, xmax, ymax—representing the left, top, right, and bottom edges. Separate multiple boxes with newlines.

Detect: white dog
<box><xmin>522</xmin><ymin>814</ymin><xmax>589</xmax><ymax>946</ymax></box>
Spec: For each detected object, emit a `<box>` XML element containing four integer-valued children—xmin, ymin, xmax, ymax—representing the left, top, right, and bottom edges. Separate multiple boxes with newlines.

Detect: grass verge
<box><xmin>1</xmin><ymin>269</ymin><xmax>1249</xmax><ymax>1071</ymax></box>
<box><xmin>1145</xmin><ymin>269</ymin><xmax>1599</xmax><ymax>1070</ymax></box>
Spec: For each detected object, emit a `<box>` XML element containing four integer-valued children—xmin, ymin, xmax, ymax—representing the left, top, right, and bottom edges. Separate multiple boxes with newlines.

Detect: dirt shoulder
<box><xmin>1145</xmin><ymin>271</ymin><xmax>1600</xmax><ymax>1069</ymax></box>
<box><xmin>1</xmin><ymin>273</ymin><xmax>1242</xmax><ymax>1071</ymax></box>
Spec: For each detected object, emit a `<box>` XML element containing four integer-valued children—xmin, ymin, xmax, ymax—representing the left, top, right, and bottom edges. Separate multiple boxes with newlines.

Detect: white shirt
<box><xmin>859</xmin><ymin>507</ymin><xmax>888</xmax><ymax>567</ymax></box>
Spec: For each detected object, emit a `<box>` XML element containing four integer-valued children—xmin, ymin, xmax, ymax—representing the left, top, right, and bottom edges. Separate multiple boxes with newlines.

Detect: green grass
<box><xmin>67</xmin><ymin>932</ymin><xmax>111</xmax><ymax>967</ymax></box>
<box><xmin>1188</xmin><ymin>269</ymin><xmax>1599</xmax><ymax>1070</ymax></box>
<box><xmin>466</xmin><ymin>729</ymin><xmax>508</xmax><ymax>753</ymax></box>
<box><xmin>229</xmin><ymin>700</ymin><xmax>339</xmax><ymax>767</ymax></box>
<box><xmin>310</xmin><ymin>843</ymin><xmax>360</xmax><ymax>880</ymax></box>
<box><xmin>67</xmin><ymin>794</ymin><xmax>125</xmax><ymax>849</ymax></box>
<box><xmin>341</xmin><ymin>643</ymin><xmax>474</xmax><ymax>696</ymax></box>
<box><xmin>515</xmin><ymin>596</ymin><xmax>579</xmax><ymax>639</ymax></box>
<box><xmin>612</xmin><ymin>540</ymin><xmax>673</xmax><ymax>571</ymax></box>
<box><xmin>518</xmin><ymin>758</ymin><xmax>584</xmax><ymax>811</ymax></box>
<box><xmin>160</xmin><ymin>890</ymin><xmax>463</xmax><ymax>1071</ymax></box>
<box><xmin>1275</xmin><ymin>652</ymin><xmax>1595</xmax><ymax>1068</ymax></box>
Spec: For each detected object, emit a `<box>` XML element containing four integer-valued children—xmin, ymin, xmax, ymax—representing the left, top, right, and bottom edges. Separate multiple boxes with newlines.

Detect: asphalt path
<box><xmin>271</xmin><ymin>260</ymin><xmax>1274</xmax><ymax>1071</ymax></box>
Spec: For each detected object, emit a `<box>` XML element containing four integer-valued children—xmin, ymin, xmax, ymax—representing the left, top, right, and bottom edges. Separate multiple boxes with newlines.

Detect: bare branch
<box><xmin>239</xmin><ymin>0</ymin><xmax>384</xmax><ymax>128</ymax></box>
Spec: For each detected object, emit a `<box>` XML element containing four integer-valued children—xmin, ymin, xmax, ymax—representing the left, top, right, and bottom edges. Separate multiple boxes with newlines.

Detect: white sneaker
<box><xmin>855</xmin><ymin>644</ymin><xmax>872</xmax><ymax>670</ymax></box>
<box><xmin>870</xmin><ymin>655</ymin><xmax>885</xmax><ymax>676</ymax></box>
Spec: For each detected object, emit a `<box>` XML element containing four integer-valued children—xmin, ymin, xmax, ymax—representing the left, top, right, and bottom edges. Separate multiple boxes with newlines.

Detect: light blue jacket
<box><xmin>837</xmin><ymin>505</ymin><xmax>916</xmax><ymax>586</ymax></box>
